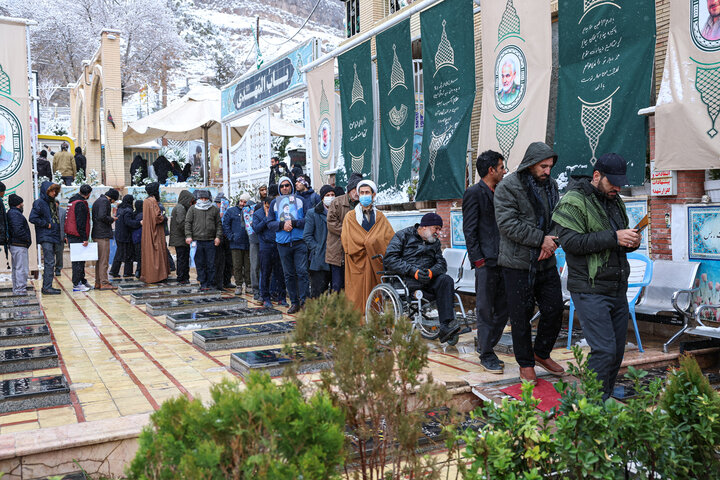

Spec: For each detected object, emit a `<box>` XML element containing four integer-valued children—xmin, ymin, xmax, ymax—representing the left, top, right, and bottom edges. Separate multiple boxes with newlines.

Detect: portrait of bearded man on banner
<box><xmin>497</xmin><ymin>54</ymin><xmax>522</xmax><ymax>106</ymax></box>
<box><xmin>702</xmin><ymin>0</ymin><xmax>720</xmax><ymax>40</ymax></box>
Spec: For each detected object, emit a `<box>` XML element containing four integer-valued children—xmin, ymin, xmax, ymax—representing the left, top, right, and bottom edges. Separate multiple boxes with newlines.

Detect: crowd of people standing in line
<box><xmin>5</xmin><ymin>145</ymin><xmax>639</xmax><ymax>399</ymax></box>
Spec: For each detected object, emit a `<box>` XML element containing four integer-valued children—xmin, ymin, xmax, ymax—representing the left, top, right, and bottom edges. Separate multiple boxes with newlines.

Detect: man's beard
<box><xmin>533</xmin><ymin>173</ymin><xmax>549</xmax><ymax>184</ymax></box>
<box><xmin>502</xmin><ymin>82</ymin><xmax>514</xmax><ymax>93</ymax></box>
<box><xmin>421</xmin><ymin>231</ymin><xmax>437</xmax><ymax>243</ymax></box>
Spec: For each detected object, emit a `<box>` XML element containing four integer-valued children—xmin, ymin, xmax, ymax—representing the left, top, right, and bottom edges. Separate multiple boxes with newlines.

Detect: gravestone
<box><xmin>109</xmin><ymin>276</ymin><xmax>177</xmax><ymax>285</ymax></box>
<box><xmin>193</xmin><ymin>321</ymin><xmax>295</xmax><ymax>351</ymax></box>
<box><xmin>146</xmin><ymin>296</ymin><xmax>247</xmax><ymax>316</ymax></box>
<box><xmin>118</xmin><ymin>282</ymin><xmax>199</xmax><ymax>295</ymax></box>
<box><xmin>230</xmin><ymin>347</ymin><xmax>332</xmax><ymax>379</ymax></box>
<box><xmin>0</xmin><ymin>285</ymin><xmax>35</xmax><ymax>297</ymax></box>
<box><xmin>0</xmin><ymin>345</ymin><xmax>58</xmax><ymax>374</ymax></box>
<box><xmin>0</xmin><ymin>296</ymin><xmax>40</xmax><ymax>312</ymax></box>
<box><xmin>166</xmin><ymin>307</ymin><xmax>283</xmax><ymax>330</ymax></box>
<box><xmin>131</xmin><ymin>288</ymin><xmax>219</xmax><ymax>305</ymax></box>
<box><xmin>0</xmin><ymin>309</ymin><xmax>45</xmax><ymax>327</ymax></box>
<box><xmin>0</xmin><ymin>374</ymin><xmax>70</xmax><ymax>413</ymax></box>
<box><xmin>0</xmin><ymin>325</ymin><xmax>51</xmax><ymax>347</ymax></box>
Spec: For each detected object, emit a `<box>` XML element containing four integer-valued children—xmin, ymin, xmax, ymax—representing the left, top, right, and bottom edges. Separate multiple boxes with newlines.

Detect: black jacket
<box><xmin>37</xmin><ymin>157</ymin><xmax>52</xmax><ymax>179</ymax></box>
<box><xmin>74</xmin><ymin>148</ymin><xmax>87</xmax><ymax>173</ymax></box>
<box><xmin>114</xmin><ymin>197</ymin><xmax>140</xmax><ymax>243</ymax></box>
<box><xmin>66</xmin><ymin>193</ymin><xmax>90</xmax><ymax>241</ymax></box>
<box><xmin>384</xmin><ymin>225</ymin><xmax>447</xmax><ymax>280</ymax></box>
<box><xmin>91</xmin><ymin>195</ymin><xmax>115</xmax><ymax>239</ymax></box>
<box><xmin>462</xmin><ymin>179</ymin><xmax>500</xmax><ymax>268</ymax></box>
<box><xmin>130</xmin><ymin>156</ymin><xmax>148</xmax><ymax>185</ymax></box>
<box><xmin>153</xmin><ymin>157</ymin><xmax>172</xmax><ymax>185</ymax></box>
<box><xmin>268</xmin><ymin>162</ymin><xmax>291</xmax><ymax>187</ymax></box>
<box><xmin>555</xmin><ymin>177</ymin><xmax>635</xmax><ymax>296</ymax></box>
<box><xmin>7</xmin><ymin>207</ymin><xmax>31</xmax><ymax>248</ymax></box>
<box><xmin>0</xmin><ymin>198</ymin><xmax>8</xmax><ymax>246</ymax></box>
<box><xmin>29</xmin><ymin>181</ymin><xmax>61</xmax><ymax>244</ymax></box>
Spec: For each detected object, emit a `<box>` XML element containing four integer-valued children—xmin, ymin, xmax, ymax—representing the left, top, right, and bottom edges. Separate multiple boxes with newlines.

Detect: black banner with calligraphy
<box><xmin>553</xmin><ymin>0</ymin><xmax>655</xmax><ymax>188</ymax></box>
<box><xmin>416</xmin><ymin>0</ymin><xmax>476</xmax><ymax>201</ymax></box>
<box><xmin>338</xmin><ymin>41</ymin><xmax>374</xmax><ymax>178</ymax></box>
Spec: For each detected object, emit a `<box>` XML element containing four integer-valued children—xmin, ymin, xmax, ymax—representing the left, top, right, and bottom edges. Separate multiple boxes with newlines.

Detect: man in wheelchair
<box><xmin>383</xmin><ymin>213</ymin><xmax>462</xmax><ymax>343</ymax></box>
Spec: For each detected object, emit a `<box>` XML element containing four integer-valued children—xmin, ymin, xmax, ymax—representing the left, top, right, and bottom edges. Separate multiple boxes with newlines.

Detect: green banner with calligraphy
<box><xmin>338</xmin><ymin>41</ymin><xmax>374</xmax><ymax>179</ymax></box>
<box><xmin>553</xmin><ymin>0</ymin><xmax>655</xmax><ymax>188</ymax></box>
<box><xmin>377</xmin><ymin>20</ymin><xmax>415</xmax><ymax>196</ymax></box>
<box><xmin>417</xmin><ymin>0</ymin><xmax>476</xmax><ymax>201</ymax></box>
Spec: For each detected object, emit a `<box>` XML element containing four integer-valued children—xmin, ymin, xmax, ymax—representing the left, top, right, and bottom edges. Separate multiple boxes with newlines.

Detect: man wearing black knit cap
<box><xmin>383</xmin><ymin>212</ymin><xmax>462</xmax><ymax>344</ymax></box>
<box><xmin>7</xmin><ymin>194</ymin><xmax>30</xmax><ymax>295</ymax></box>
<box><xmin>92</xmin><ymin>188</ymin><xmax>119</xmax><ymax>289</ymax></box>
<box><xmin>0</xmin><ymin>182</ymin><xmax>8</xmax><ymax>263</ymax></box>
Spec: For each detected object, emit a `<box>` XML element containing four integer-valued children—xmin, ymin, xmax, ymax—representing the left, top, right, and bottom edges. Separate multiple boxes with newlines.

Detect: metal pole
<box><xmin>203</xmin><ymin>125</ymin><xmax>209</xmax><ymax>186</ymax></box>
<box><xmin>221</xmin><ymin>120</ymin><xmax>229</xmax><ymax>198</ymax></box>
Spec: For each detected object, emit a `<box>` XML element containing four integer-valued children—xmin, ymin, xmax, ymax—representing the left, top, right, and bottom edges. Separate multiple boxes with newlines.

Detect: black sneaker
<box><xmin>42</xmin><ymin>288</ymin><xmax>61</xmax><ymax>295</ymax></box>
<box><xmin>479</xmin><ymin>356</ymin><xmax>504</xmax><ymax>374</ymax></box>
<box><xmin>438</xmin><ymin>321</ymin><xmax>462</xmax><ymax>344</ymax></box>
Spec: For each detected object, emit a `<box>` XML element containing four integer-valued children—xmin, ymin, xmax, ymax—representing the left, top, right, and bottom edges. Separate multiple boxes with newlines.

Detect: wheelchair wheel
<box><xmin>365</xmin><ymin>284</ymin><xmax>402</xmax><ymax>320</ymax></box>
<box><xmin>417</xmin><ymin>319</ymin><xmax>440</xmax><ymax>341</ymax></box>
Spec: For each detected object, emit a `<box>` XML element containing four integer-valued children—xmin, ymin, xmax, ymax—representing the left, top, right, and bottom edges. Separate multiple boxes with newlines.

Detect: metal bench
<box><xmin>442</xmin><ymin>248</ymin><xmax>475</xmax><ymax>295</ymax></box>
<box><xmin>632</xmin><ymin>260</ymin><xmax>700</xmax><ymax>353</ymax></box>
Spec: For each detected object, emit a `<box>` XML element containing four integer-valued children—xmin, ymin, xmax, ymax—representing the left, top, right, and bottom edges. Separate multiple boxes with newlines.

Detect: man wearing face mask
<box><xmin>303</xmin><ymin>185</ymin><xmax>335</xmax><ymax>298</ymax></box>
<box><xmin>384</xmin><ymin>213</ymin><xmax>462</xmax><ymax>344</ymax></box>
<box><xmin>340</xmin><ymin>180</ymin><xmax>395</xmax><ymax>312</ymax></box>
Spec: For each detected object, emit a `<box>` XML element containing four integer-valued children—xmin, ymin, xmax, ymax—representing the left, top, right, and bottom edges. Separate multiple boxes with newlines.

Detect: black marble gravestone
<box><xmin>118</xmin><ymin>282</ymin><xmax>200</xmax><ymax>295</ymax></box>
<box><xmin>193</xmin><ymin>321</ymin><xmax>295</xmax><ymax>351</ymax></box>
<box><xmin>0</xmin><ymin>296</ymin><xmax>40</xmax><ymax>312</ymax></box>
<box><xmin>0</xmin><ymin>374</ymin><xmax>70</xmax><ymax>413</ymax></box>
<box><xmin>166</xmin><ymin>307</ymin><xmax>284</xmax><ymax>330</ymax></box>
<box><xmin>0</xmin><ymin>309</ymin><xmax>45</xmax><ymax>327</ymax></box>
<box><xmin>130</xmin><ymin>288</ymin><xmax>219</xmax><ymax>305</ymax></box>
<box><xmin>0</xmin><ymin>345</ymin><xmax>58</xmax><ymax>374</ymax></box>
<box><xmin>0</xmin><ymin>325</ymin><xmax>51</xmax><ymax>347</ymax></box>
<box><xmin>230</xmin><ymin>346</ymin><xmax>331</xmax><ymax>379</ymax></box>
<box><xmin>146</xmin><ymin>296</ymin><xmax>247</xmax><ymax>316</ymax></box>
<box><xmin>0</xmin><ymin>285</ymin><xmax>35</xmax><ymax>298</ymax></box>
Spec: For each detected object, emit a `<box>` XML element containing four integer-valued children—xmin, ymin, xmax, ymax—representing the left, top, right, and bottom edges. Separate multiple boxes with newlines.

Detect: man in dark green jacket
<box><xmin>494</xmin><ymin>142</ymin><xmax>564</xmax><ymax>383</ymax></box>
<box><xmin>553</xmin><ymin>153</ymin><xmax>640</xmax><ymax>400</ymax></box>
<box><xmin>185</xmin><ymin>190</ymin><xmax>222</xmax><ymax>290</ymax></box>
<box><xmin>170</xmin><ymin>190</ymin><xmax>194</xmax><ymax>284</ymax></box>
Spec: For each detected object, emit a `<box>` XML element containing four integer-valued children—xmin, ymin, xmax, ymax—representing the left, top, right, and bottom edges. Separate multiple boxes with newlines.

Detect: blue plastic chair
<box><xmin>566</xmin><ymin>252</ymin><xmax>653</xmax><ymax>352</ymax></box>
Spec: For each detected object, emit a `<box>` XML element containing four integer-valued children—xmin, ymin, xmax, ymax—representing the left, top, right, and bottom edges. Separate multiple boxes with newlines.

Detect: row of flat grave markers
<box><xmin>0</xmin><ymin>284</ymin><xmax>70</xmax><ymax>414</ymax></box>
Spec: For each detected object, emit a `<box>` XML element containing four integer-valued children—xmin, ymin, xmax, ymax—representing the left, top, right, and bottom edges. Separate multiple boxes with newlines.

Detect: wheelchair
<box><xmin>364</xmin><ymin>255</ymin><xmax>470</xmax><ymax>345</ymax></box>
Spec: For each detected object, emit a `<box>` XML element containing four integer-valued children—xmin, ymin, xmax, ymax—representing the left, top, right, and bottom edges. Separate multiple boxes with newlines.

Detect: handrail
<box><xmin>693</xmin><ymin>304</ymin><xmax>720</xmax><ymax>328</ymax></box>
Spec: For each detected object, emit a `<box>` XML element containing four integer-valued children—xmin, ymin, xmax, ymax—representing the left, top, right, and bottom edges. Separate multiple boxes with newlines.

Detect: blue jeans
<box><xmin>194</xmin><ymin>240</ymin><xmax>216</xmax><ymax>288</ymax></box>
<box><xmin>277</xmin><ymin>241</ymin><xmax>309</xmax><ymax>306</ymax></box>
<box><xmin>260</xmin><ymin>245</ymin><xmax>285</xmax><ymax>302</ymax></box>
<box><xmin>40</xmin><ymin>242</ymin><xmax>57</xmax><ymax>290</ymax></box>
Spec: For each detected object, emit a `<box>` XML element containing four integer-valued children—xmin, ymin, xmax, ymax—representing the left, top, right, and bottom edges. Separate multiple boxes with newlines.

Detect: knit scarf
<box><xmin>522</xmin><ymin>172</ymin><xmax>559</xmax><ymax>235</ymax></box>
<box><xmin>195</xmin><ymin>199</ymin><xmax>212</xmax><ymax>211</ymax></box>
<box><xmin>552</xmin><ymin>188</ymin><xmax>629</xmax><ymax>284</ymax></box>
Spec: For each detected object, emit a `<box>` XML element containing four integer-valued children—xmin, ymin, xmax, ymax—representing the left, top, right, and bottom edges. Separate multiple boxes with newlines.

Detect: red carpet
<box><xmin>500</xmin><ymin>378</ymin><xmax>562</xmax><ymax>412</ymax></box>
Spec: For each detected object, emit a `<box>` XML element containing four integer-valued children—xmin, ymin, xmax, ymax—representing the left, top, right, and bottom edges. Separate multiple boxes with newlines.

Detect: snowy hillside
<box><xmin>167</xmin><ymin>0</ymin><xmax>344</xmax><ymax>120</ymax></box>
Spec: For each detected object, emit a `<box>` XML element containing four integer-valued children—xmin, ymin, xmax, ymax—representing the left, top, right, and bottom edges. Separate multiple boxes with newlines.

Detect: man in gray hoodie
<box><xmin>494</xmin><ymin>142</ymin><xmax>565</xmax><ymax>383</ymax></box>
<box><xmin>185</xmin><ymin>190</ymin><xmax>222</xmax><ymax>290</ymax></box>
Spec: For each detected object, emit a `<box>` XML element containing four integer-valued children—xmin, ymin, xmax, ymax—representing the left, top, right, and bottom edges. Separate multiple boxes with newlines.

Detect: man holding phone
<box><xmin>462</xmin><ymin>150</ymin><xmax>508</xmax><ymax>374</ymax></box>
<box><xmin>553</xmin><ymin>153</ymin><xmax>640</xmax><ymax>400</ymax></box>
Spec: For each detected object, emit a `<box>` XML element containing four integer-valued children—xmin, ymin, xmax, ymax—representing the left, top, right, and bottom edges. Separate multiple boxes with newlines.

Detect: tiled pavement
<box><xmin>0</xmin><ymin>267</ymin><xmax>707</xmax><ymax>435</ymax></box>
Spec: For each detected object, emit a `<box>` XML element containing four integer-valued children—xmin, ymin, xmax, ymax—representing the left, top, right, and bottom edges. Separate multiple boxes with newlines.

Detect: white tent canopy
<box><xmin>123</xmin><ymin>85</ymin><xmax>305</xmax><ymax>146</ymax></box>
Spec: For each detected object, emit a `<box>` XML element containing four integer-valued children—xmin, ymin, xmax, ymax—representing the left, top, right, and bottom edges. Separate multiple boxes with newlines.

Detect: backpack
<box><xmin>65</xmin><ymin>198</ymin><xmax>90</xmax><ymax>239</ymax></box>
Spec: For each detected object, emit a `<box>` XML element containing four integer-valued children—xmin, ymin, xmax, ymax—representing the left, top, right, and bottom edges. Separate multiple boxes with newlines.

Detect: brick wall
<box><xmin>436</xmin><ymin>199</ymin><xmax>455</xmax><ymax>248</ymax></box>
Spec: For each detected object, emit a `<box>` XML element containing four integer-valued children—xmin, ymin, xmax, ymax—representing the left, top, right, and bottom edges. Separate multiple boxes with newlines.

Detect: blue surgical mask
<box><xmin>359</xmin><ymin>194</ymin><xmax>373</xmax><ymax>207</ymax></box>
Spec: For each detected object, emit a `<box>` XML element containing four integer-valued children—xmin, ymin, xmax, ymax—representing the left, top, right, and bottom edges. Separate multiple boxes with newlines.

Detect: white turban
<box><xmin>356</xmin><ymin>179</ymin><xmax>377</xmax><ymax>194</ymax></box>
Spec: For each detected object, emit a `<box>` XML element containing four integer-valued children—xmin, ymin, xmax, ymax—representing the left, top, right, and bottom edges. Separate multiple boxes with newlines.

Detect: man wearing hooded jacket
<box><xmin>29</xmin><ymin>181</ymin><xmax>62</xmax><ymax>294</ymax></box>
<box><xmin>268</xmin><ymin>176</ymin><xmax>308</xmax><ymax>314</ymax></box>
<box><xmin>494</xmin><ymin>142</ymin><xmax>565</xmax><ymax>383</ymax></box>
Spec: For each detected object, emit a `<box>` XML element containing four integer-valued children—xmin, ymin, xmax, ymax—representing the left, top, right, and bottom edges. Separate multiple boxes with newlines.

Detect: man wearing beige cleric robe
<box><xmin>340</xmin><ymin>180</ymin><xmax>395</xmax><ymax>312</ymax></box>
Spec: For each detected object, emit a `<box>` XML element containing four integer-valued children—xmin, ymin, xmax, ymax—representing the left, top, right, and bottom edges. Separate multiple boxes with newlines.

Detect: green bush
<box><xmin>127</xmin><ymin>372</ymin><xmax>345</xmax><ymax>480</ymax></box>
<box><xmin>454</xmin><ymin>348</ymin><xmax>720</xmax><ymax>480</ymax></box>
<box><xmin>289</xmin><ymin>292</ymin><xmax>450</xmax><ymax>480</ymax></box>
